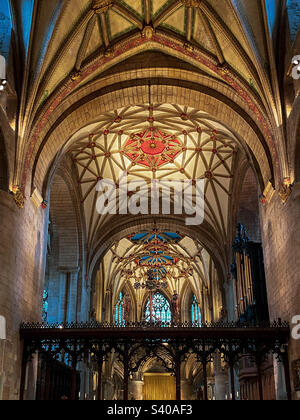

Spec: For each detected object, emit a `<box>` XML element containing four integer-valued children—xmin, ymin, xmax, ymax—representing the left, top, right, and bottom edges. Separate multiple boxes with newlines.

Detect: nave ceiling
<box><xmin>3</xmin><ymin>0</ymin><xmax>298</xmax><ymax>195</ymax></box>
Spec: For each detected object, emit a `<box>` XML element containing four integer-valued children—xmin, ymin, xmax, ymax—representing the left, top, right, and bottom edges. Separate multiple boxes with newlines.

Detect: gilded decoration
<box><xmin>12</xmin><ymin>187</ymin><xmax>25</xmax><ymax>209</ymax></box>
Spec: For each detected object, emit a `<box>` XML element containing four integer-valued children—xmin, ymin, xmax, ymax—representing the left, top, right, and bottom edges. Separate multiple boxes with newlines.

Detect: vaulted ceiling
<box><xmin>66</xmin><ymin>103</ymin><xmax>239</xmax><ymax>250</ymax></box>
<box><xmin>6</xmin><ymin>0</ymin><xmax>292</xmax><ymax>140</ymax></box>
<box><xmin>96</xmin><ymin>227</ymin><xmax>221</xmax><ymax>320</ymax></box>
<box><xmin>2</xmin><ymin>0</ymin><xmax>298</xmax><ymax>279</ymax></box>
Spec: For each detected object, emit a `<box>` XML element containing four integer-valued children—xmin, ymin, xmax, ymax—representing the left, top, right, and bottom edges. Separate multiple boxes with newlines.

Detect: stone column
<box><xmin>260</xmin><ymin>185</ymin><xmax>300</xmax><ymax>399</ymax></box>
<box><xmin>103</xmin><ymin>378</ymin><xmax>114</xmax><ymax>400</ymax></box>
<box><xmin>0</xmin><ymin>191</ymin><xmax>48</xmax><ymax>400</ymax></box>
<box><xmin>129</xmin><ymin>380</ymin><xmax>144</xmax><ymax>400</ymax></box>
<box><xmin>181</xmin><ymin>380</ymin><xmax>195</xmax><ymax>400</ymax></box>
<box><xmin>273</xmin><ymin>357</ymin><xmax>288</xmax><ymax>400</ymax></box>
<box><xmin>207</xmin><ymin>377</ymin><xmax>215</xmax><ymax>400</ymax></box>
<box><xmin>215</xmin><ymin>371</ymin><xmax>227</xmax><ymax>400</ymax></box>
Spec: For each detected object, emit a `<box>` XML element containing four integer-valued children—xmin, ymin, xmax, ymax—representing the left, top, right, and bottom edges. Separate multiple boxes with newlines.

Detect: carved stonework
<box><xmin>92</xmin><ymin>0</ymin><xmax>114</xmax><ymax>14</ymax></box>
<box><xmin>70</xmin><ymin>70</ymin><xmax>82</xmax><ymax>81</ymax></box>
<box><xmin>278</xmin><ymin>179</ymin><xmax>293</xmax><ymax>204</ymax></box>
<box><xmin>217</xmin><ymin>62</ymin><xmax>230</xmax><ymax>76</ymax></box>
<box><xmin>104</xmin><ymin>47</ymin><xmax>114</xmax><ymax>57</ymax></box>
<box><xmin>141</xmin><ymin>26</ymin><xmax>155</xmax><ymax>40</ymax></box>
<box><xmin>293</xmin><ymin>360</ymin><xmax>300</xmax><ymax>391</ymax></box>
<box><xmin>183</xmin><ymin>42</ymin><xmax>194</xmax><ymax>52</ymax></box>
<box><xmin>180</xmin><ymin>0</ymin><xmax>202</xmax><ymax>7</ymax></box>
<box><xmin>13</xmin><ymin>187</ymin><xmax>25</xmax><ymax>209</ymax></box>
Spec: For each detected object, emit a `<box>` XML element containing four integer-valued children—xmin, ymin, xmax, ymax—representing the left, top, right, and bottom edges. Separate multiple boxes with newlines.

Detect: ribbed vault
<box><xmin>7</xmin><ymin>0</ymin><xmax>289</xmax><ymax>194</ymax></box>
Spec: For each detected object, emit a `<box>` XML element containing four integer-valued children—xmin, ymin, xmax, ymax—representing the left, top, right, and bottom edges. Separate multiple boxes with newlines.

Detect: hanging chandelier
<box><xmin>133</xmin><ymin>268</ymin><xmax>168</xmax><ymax>291</ymax></box>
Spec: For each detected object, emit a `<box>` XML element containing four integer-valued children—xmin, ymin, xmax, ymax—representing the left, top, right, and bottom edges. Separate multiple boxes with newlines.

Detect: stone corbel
<box><xmin>141</xmin><ymin>25</ymin><xmax>155</xmax><ymax>40</ymax></box>
<box><xmin>11</xmin><ymin>186</ymin><xmax>25</xmax><ymax>209</ymax></box>
<box><xmin>278</xmin><ymin>178</ymin><xmax>293</xmax><ymax>204</ymax></box>
<box><xmin>260</xmin><ymin>180</ymin><xmax>275</xmax><ymax>206</ymax></box>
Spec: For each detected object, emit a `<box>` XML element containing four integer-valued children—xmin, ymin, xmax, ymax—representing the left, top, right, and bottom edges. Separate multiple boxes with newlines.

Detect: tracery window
<box><xmin>42</xmin><ymin>290</ymin><xmax>48</xmax><ymax>322</ymax></box>
<box><xmin>144</xmin><ymin>293</ymin><xmax>171</xmax><ymax>324</ymax></box>
<box><xmin>191</xmin><ymin>295</ymin><xmax>201</xmax><ymax>325</ymax></box>
<box><xmin>114</xmin><ymin>291</ymin><xmax>125</xmax><ymax>325</ymax></box>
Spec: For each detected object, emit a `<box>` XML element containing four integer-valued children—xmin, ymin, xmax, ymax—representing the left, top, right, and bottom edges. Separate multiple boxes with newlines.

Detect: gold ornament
<box><xmin>278</xmin><ymin>181</ymin><xmax>293</xmax><ymax>204</ymax></box>
<box><xmin>217</xmin><ymin>62</ymin><xmax>230</xmax><ymax>76</ymax></box>
<box><xmin>104</xmin><ymin>47</ymin><xmax>114</xmax><ymax>57</ymax></box>
<box><xmin>70</xmin><ymin>70</ymin><xmax>82</xmax><ymax>81</ymax></box>
<box><xmin>183</xmin><ymin>42</ymin><xmax>194</xmax><ymax>52</ymax></box>
<box><xmin>142</xmin><ymin>26</ymin><xmax>155</xmax><ymax>40</ymax></box>
<box><xmin>12</xmin><ymin>187</ymin><xmax>25</xmax><ymax>209</ymax></box>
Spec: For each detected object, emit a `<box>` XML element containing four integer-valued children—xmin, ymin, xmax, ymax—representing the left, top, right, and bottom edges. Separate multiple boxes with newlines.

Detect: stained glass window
<box><xmin>144</xmin><ymin>293</ymin><xmax>171</xmax><ymax>324</ymax></box>
<box><xmin>42</xmin><ymin>290</ymin><xmax>48</xmax><ymax>322</ymax></box>
<box><xmin>114</xmin><ymin>292</ymin><xmax>125</xmax><ymax>325</ymax></box>
<box><xmin>191</xmin><ymin>295</ymin><xmax>201</xmax><ymax>325</ymax></box>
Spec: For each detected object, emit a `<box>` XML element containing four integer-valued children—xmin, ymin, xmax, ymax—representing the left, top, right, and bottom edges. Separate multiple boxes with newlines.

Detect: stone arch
<box><xmin>236</xmin><ymin>166</ymin><xmax>261</xmax><ymax>243</ymax></box>
<box><xmin>230</xmin><ymin>155</ymin><xmax>262</xmax><ymax>246</ymax></box>
<box><xmin>45</xmin><ymin>167</ymin><xmax>83</xmax><ymax>323</ymax></box>
<box><xmin>87</xmin><ymin>215</ymin><xmax>228</xmax><ymax>322</ymax></box>
<box><xmin>0</xmin><ymin>129</ymin><xmax>8</xmax><ymax>191</ymax></box>
<box><xmin>27</xmin><ymin>67</ymin><xmax>278</xmax><ymax>197</ymax></box>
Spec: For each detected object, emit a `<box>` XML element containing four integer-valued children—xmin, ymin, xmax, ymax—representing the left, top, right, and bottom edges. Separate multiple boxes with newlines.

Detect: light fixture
<box><xmin>1</xmin><ymin>79</ymin><xmax>7</xmax><ymax>86</ymax></box>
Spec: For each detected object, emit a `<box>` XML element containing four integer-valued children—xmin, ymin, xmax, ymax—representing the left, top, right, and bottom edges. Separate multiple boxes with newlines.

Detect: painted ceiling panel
<box><xmin>152</xmin><ymin>0</ymin><xmax>170</xmax><ymax>17</ymax></box>
<box><xmin>30</xmin><ymin>0</ymin><xmax>64</xmax><ymax>78</ymax></box>
<box><xmin>99</xmin><ymin>232</ymin><xmax>214</xmax><ymax>311</ymax></box>
<box><xmin>66</xmin><ymin>104</ymin><xmax>239</xmax><ymax>249</ymax></box>
<box><xmin>12</xmin><ymin>0</ymin><xmax>281</xmax><ymax>126</ymax></box>
<box><xmin>108</xmin><ymin>9</ymin><xmax>135</xmax><ymax>39</ymax></box>
<box><xmin>120</xmin><ymin>0</ymin><xmax>143</xmax><ymax>17</ymax></box>
<box><xmin>37</xmin><ymin>0</ymin><xmax>91</xmax><ymax>79</ymax></box>
<box><xmin>232</xmin><ymin>0</ymin><xmax>269</xmax><ymax>66</ymax></box>
<box><xmin>162</xmin><ymin>6</ymin><xmax>186</xmax><ymax>35</ymax></box>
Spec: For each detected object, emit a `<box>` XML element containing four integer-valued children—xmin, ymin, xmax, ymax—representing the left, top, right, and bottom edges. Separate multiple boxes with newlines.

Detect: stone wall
<box><xmin>260</xmin><ymin>184</ymin><xmax>300</xmax><ymax>399</ymax></box>
<box><xmin>0</xmin><ymin>191</ymin><xmax>48</xmax><ymax>400</ymax></box>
